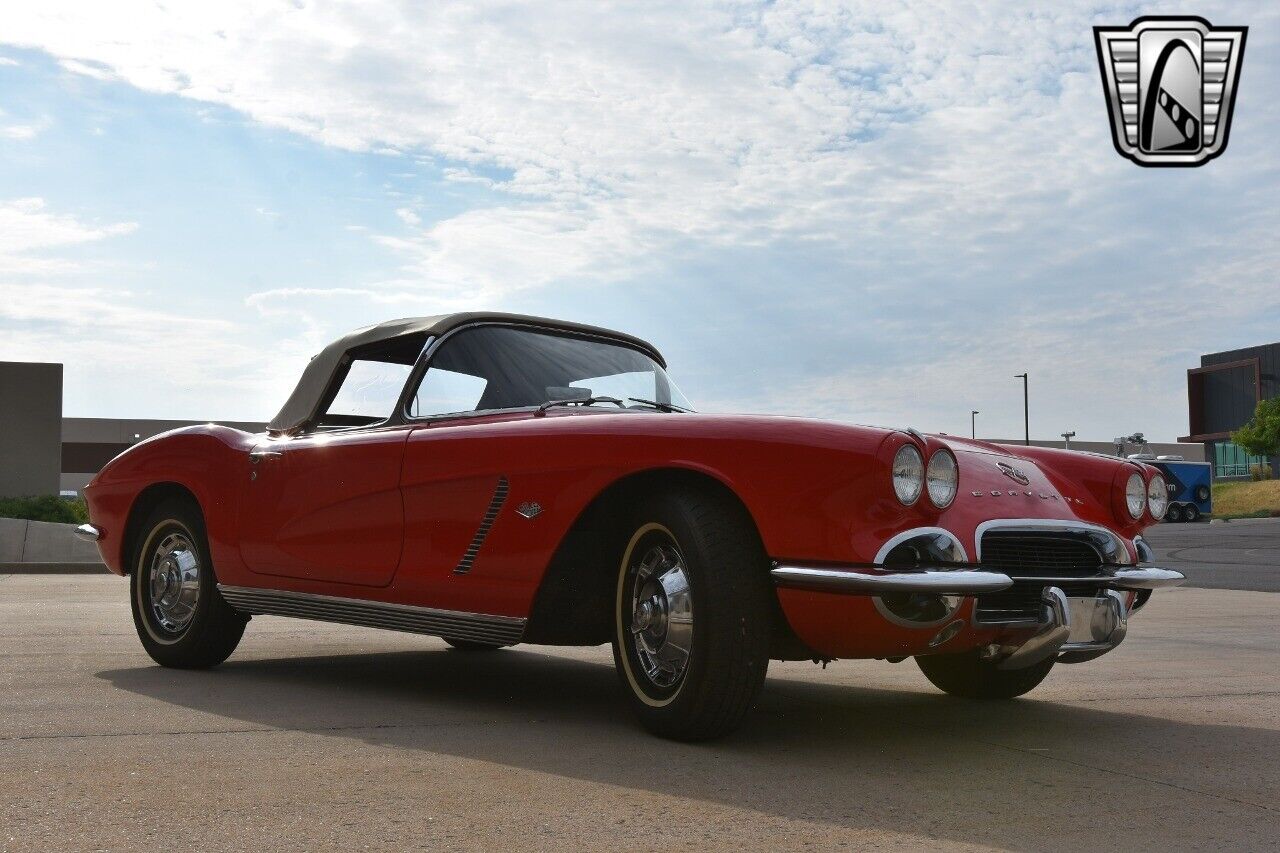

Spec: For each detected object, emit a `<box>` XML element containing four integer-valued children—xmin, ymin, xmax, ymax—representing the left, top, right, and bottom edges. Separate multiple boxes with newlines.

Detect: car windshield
<box><xmin>411</xmin><ymin>325</ymin><xmax>693</xmax><ymax>418</ymax></box>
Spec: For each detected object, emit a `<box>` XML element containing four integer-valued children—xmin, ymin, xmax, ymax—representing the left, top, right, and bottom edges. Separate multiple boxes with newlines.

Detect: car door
<box><xmin>236</xmin><ymin>334</ymin><xmax>424</xmax><ymax>587</ymax></box>
<box><xmin>237</xmin><ymin>426</ymin><xmax>409</xmax><ymax>587</ymax></box>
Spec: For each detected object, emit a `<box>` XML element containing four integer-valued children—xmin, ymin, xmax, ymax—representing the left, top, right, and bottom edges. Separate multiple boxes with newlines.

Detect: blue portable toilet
<box><xmin>1147</xmin><ymin>458</ymin><xmax>1212</xmax><ymax>522</ymax></box>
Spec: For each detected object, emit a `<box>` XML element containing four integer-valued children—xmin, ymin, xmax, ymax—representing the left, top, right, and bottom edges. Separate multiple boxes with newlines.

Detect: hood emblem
<box><xmin>516</xmin><ymin>501</ymin><xmax>543</xmax><ymax>519</ymax></box>
<box><xmin>997</xmin><ymin>462</ymin><xmax>1031</xmax><ymax>486</ymax></box>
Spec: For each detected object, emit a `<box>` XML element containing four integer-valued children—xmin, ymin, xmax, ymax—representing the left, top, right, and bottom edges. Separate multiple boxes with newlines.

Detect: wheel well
<box><xmin>522</xmin><ymin>468</ymin><xmax>767</xmax><ymax>646</ymax></box>
<box><xmin>121</xmin><ymin>482</ymin><xmax>202</xmax><ymax>574</ymax></box>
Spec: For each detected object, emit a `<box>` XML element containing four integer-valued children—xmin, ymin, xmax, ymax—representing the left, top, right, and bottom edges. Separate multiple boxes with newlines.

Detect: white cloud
<box><xmin>0</xmin><ymin>108</ymin><xmax>51</xmax><ymax>140</ymax></box>
<box><xmin>3</xmin><ymin>1</ymin><xmax>1278</xmax><ymax>437</ymax></box>
<box><xmin>1</xmin><ymin>123</ymin><xmax>41</xmax><ymax>140</ymax></box>
<box><xmin>0</xmin><ymin>197</ymin><xmax>137</xmax><ymax>275</ymax></box>
<box><xmin>0</xmin><ymin>56</ymin><xmax>18</xmax><ymax>66</ymax></box>
<box><xmin>57</xmin><ymin>58</ymin><xmax>115</xmax><ymax>80</ymax></box>
<box><xmin>0</xmin><ymin>199</ymin><xmax>308</xmax><ymax>420</ymax></box>
<box><xmin>0</xmin><ymin>3</ymin><xmax>1133</xmax><ymax>267</ymax></box>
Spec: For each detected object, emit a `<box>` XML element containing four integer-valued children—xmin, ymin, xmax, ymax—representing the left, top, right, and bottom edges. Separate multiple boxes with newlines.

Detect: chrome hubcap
<box><xmin>628</xmin><ymin>542</ymin><xmax>693</xmax><ymax>689</ymax></box>
<box><xmin>148</xmin><ymin>532</ymin><xmax>200</xmax><ymax>634</ymax></box>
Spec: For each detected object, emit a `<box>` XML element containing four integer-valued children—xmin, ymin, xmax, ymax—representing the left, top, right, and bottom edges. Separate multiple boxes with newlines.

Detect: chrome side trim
<box><xmin>872</xmin><ymin>527</ymin><xmax>969</xmax><ymax>564</ymax></box>
<box><xmin>771</xmin><ymin>565</ymin><xmax>1012</xmax><ymax>595</ymax></box>
<box><xmin>74</xmin><ymin>524</ymin><xmax>101</xmax><ymax>542</ymax></box>
<box><xmin>217</xmin><ymin>585</ymin><xmax>525</xmax><ymax>646</ymax></box>
<box><xmin>973</xmin><ymin>518</ymin><xmax>1134</xmax><ymax>565</ymax></box>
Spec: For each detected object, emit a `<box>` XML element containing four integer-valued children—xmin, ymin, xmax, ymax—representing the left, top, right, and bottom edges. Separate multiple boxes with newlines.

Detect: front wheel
<box><xmin>612</xmin><ymin>489</ymin><xmax>772</xmax><ymax>741</ymax></box>
<box><xmin>1165</xmin><ymin>504</ymin><xmax>1184</xmax><ymax>523</ymax></box>
<box><xmin>130</xmin><ymin>499</ymin><xmax>247</xmax><ymax>669</ymax></box>
<box><xmin>1183</xmin><ymin>503</ymin><xmax>1201</xmax><ymax>522</ymax></box>
<box><xmin>915</xmin><ymin>649</ymin><xmax>1054</xmax><ymax>699</ymax></box>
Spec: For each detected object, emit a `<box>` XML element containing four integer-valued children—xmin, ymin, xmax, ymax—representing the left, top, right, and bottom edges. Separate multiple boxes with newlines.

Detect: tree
<box><xmin>1232</xmin><ymin>398</ymin><xmax>1280</xmax><ymax>473</ymax></box>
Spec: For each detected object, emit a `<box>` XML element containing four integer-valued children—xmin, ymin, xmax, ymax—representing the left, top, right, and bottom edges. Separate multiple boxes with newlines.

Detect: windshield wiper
<box><xmin>535</xmin><ymin>396</ymin><xmax>625</xmax><ymax>416</ymax></box>
<box><xmin>628</xmin><ymin>397</ymin><xmax>692</xmax><ymax>413</ymax></box>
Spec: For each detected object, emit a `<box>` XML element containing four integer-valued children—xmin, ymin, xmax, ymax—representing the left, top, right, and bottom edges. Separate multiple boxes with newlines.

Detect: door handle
<box><xmin>248</xmin><ymin>450</ymin><xmax>284</xmax><ymax>464</ymax></box>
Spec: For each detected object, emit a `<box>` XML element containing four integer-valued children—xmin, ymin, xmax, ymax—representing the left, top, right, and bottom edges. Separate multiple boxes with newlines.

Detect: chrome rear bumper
<box><xmin>73</xmin><ymin>524</ymin><xmax>102</xmax><ymax>542</ymax></box>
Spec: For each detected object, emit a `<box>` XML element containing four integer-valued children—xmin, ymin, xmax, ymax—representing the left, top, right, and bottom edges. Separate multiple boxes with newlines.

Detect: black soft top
<box><xmin>267</xmin><ymin>312</ymin><xmax>664</xmax><ymax>433</ymax></box>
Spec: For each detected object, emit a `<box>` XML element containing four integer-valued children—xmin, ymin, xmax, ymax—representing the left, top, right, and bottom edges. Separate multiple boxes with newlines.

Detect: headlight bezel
<box><xmin>925</xmin><ymin>449</ymin><xmax>959</xmax><ymax>509</ymax></box>
<box><xmin>1124</xmin><ymin>471</ymin><xmax>1146</xmax><ymax>520</ymax></box>
<box><xmin>1146</xmin><ymin>473</ymin><xmax>1168</xmax><ymax>520</ymax></box>
<box><xmin>892</xmin><ymin>444</ymin><xmax>925</xmax><ymax>506</ymax></box>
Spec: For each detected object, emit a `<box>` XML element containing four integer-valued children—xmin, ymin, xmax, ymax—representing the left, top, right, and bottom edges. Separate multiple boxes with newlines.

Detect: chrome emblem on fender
<box><xmin>516</xmin><ymin>501</ymin><xmax>542</xmax><ymax>519</ymax></box>
<box><xmin>1094</xmin><ymin>17</ymin><xmax>1247</xmax><ymax>166</ymax></box>
<box><xmin>997</xmin><ymin>462</ymin><xmax>1031</xmax><ymax>486</ymax></box>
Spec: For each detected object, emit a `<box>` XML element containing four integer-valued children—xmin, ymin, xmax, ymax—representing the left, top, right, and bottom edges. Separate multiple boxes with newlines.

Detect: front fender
<box><xmin>83</xmin><ymin>426</ymin><xmax>257</xmax><ymax>576</ymax></box>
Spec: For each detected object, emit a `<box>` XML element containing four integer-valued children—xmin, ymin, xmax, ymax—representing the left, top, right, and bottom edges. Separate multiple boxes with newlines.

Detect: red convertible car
<box><xmin>78</xmin><ymin>313</ymin><xmax>1185</xmax><ymax>740</ymax></box>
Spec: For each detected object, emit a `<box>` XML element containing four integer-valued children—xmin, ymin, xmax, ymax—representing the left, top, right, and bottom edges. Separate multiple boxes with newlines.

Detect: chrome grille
<box><xmin>977</xmin><ymin>531</ymin><xmax>1106</xmax><ymax>623</ymax></box>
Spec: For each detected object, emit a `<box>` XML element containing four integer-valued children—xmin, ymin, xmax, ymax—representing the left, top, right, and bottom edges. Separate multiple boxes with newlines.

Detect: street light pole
<box><xmin>1014</xmin><ymin>373</ymin><xmax>1029</xmax><ymax>446</ymax></box>
<box><xmin>1061</xmin><ymin>430</ymin><xmax>1075</xmax><ymax>450</ymax></box>
<box><xmin>971</xmin><ymin>410</ymin><xmax>979</xmax><ymax>439</ymax></box>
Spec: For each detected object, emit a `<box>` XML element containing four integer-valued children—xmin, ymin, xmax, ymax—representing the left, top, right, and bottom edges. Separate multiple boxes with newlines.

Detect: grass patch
<box><xmin>0</xmin><ymin>495</ymin><xmax>89</xmax><ymax>524</ymax></box>
<box><xmin>1212</xmin><ymin>480</ymin><xmax>1280</xmax><ymax>519</ymax></box>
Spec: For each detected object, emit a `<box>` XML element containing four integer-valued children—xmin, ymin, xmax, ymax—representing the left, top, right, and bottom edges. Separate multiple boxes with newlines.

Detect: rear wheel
<box><xmin>1165</xmin><ymin>504</ymin><xmax>1184</xmax><ymax>523</ymax></box>
<box><xmin>1183</xmin><ymin>503</ymin><xmax>1200</xmax><ymax>522</ymax></box>
<box><xmin>916</xmin><ymin>650</ymin><xmax>1054</xmax><ymax>699</ymax></box>
<box><xmin>130</xmin><ymin>499</ymin><xmax>247</xmax><ymax>668</ymax></box>
<box><xmin>612</xmin><ymin>489</ymin><xmax>772</xmax><ymax>741</ymax></box>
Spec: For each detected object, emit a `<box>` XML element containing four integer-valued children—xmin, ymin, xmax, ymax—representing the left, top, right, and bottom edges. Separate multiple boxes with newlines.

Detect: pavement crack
<box><xmin>0</xmin><ymin>719</ymin><xmax>502</xmax><ymax>743</ymax></box>
<box><xmin>976</xmin><ymin>738</ymin><xmax>1276</xmax><ymax>814</ymax></box>
<box><xmin>1068</xmin><ymin>690</ymin><xmax>1280</xmax><ymax>702</ymax></box>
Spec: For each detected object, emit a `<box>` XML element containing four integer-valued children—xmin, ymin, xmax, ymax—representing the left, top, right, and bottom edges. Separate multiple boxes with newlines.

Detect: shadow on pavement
<box><xmin>98</xmin><ymin>646</ymin><xmax>1278</xmax><ymax>848</ymax></box>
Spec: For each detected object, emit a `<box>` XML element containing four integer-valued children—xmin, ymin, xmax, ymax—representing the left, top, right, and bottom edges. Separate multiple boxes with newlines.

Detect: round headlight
<box><xmin>926</xmin><ymin>450</ymin><xmax>959</xmax><ymax>508</ymax></box>
<box><xmin>1147</xmin><ymin>473</ymin><xmax>1168</xmax><ymax>520</ymax></box>
<box><xmin>1124</xmin><ymin>471</ymin><xmax>1145</xmax><ymax>520</ymax></box>
<box><xmin>892</xmin><ymin>444</ymin><xmax>924</xmax><ymax>506</ymax></box>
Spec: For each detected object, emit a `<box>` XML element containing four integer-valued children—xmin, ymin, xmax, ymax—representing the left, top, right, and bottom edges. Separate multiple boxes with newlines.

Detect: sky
<box><xmin>1</xmin><ymin>1</ymin><xmax>1277</xmax><ymax>442</ymax></box>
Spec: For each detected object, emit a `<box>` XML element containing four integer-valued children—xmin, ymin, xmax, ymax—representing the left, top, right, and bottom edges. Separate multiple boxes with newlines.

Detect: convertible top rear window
<box><xmin>315</xmin><ymin>332</ymin><xmax>427</xmax><ymax>429</ymax></box>
<box><xmin>412</xmin><ymin>325</ymin><xmax>690</xmax><ymax>417</ymax></box>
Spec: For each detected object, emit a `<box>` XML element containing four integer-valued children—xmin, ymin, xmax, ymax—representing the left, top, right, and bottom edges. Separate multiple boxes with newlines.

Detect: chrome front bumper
<box><xmin>770</xmin><ymin>564</ymin><xmax>1186</xmax><ymax>595</ymax></box>
<box><xmin>772</xmin><ymin>562</ymin><xmax>1185</xmax><ymax>670</ymax></box>
<box><xmin>986</xmin><ymin>586</ymin><xmax>1135</xmax><ymax>669</ymax></box>
<box><xmin>770</xmin><ymin>566</ymin><xmax>1012</xmax><ymax>595</ymax></box>
<box><xmin>74</xmin><ymin>524</ymin><xmax>102</xmax><ymax>542</ymax></box>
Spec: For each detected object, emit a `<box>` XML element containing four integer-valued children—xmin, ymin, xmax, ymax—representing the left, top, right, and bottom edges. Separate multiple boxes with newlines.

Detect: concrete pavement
<box><xmin>2</xmin><ymin>573</ymin><xmax>1278</xmax><ymax>851</ymax></box>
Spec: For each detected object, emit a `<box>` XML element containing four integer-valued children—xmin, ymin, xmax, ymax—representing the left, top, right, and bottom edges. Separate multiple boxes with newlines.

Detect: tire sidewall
<box><xmin>614</xmin><ymin>521</ymin><xmax>700</xmax><ymax>709</ymax></box>
<box><xmin>130</xmin><ymin>508</ymin><xmax>219</xmax><ymax>656</ymax></box>
<box><xmin>611</xmin><ymin>491</ymin><xmax>764</xmax><ymax>731</ymax></box>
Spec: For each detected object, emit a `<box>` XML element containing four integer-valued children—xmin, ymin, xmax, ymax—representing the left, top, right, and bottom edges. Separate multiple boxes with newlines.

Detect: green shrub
<box><xmin>0</xmin><ymin>495</ymin><xmax>89</xmax><ymax>524</ymax></box>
